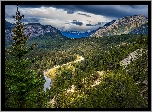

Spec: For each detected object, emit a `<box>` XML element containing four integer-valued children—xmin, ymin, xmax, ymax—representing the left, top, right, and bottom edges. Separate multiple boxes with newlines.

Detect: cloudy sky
<box><xmin>5</xmin><ymin>5</ymin><xmax>148</xmax><ymax>32</ymax></box>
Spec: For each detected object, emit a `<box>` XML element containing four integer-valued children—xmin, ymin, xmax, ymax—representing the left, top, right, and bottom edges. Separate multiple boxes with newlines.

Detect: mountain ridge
<box><xmin>5</xmin><ymin>21</ymin><xmax>63</xmax><ymax>42</ymax></box>
<box><xmin>5</xmin><ymin>14</ymin><xmax>148</xmax><ymax>41</ymax></box>
<box><xmin>90</xmin><ymin>14</ymin><xmax>148</xmax><ymax>37</ymax></box>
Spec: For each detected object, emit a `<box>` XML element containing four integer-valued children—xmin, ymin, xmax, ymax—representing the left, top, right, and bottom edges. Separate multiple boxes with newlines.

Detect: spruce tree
<box><xmin>5</xmin><ymin>5</ymin><xmax>48</xmax><ymax>108</ymax></box>
<box><xmin>5</xmin><ymin>5</ymin><xmax>36</xmax><ymax>60</ymax></box>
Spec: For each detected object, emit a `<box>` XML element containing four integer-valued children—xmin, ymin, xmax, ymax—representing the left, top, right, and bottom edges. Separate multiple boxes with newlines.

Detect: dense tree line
<box><xmin>42</xmin><ymin>34</ymin><xmax>148</xmax><ymax>108</ymax></box>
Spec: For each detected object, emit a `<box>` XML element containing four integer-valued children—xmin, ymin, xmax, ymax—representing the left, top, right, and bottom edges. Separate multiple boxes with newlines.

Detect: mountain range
<box><xmin>5</xmin><ymin>14</ymin><xmax>148</xmax><ymax>42</ymax></box>
<box><xmin>5</xmin><ymin>22</ymin><xmax>63</xmax><ymax>42</ymax></box>
<box><xmin>90</xmin><ymin>14</ymin><xmax>148</xmax><ymax>37</ymax></box>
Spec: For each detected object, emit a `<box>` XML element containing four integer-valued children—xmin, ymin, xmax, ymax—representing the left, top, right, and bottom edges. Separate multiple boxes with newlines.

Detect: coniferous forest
<box><xmin>4</xmin><ymin>5</ymin><xmax>149</xmax><ymax>109</ymax></box>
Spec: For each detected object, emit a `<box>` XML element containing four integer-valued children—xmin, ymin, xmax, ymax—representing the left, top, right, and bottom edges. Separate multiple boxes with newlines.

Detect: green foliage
<box><xmin>5</xmin><ymin>59</ymin><xmax>48</xmax><ymax>108</ymax></box>
<box><xmin>45</xmin><ymin>34</ymin><xmax>148</xmax><ymax>108</ymax></box>
<box><xmin>5</xmin><ymin>10</ymin><xmax>148</xmax><ymax>108</ymax></box>
<box><xmin>5</xmin><ymin>5</ymin><xmax>48</xmax><ymax>108</ymax></box>
<box><xmin>5</xmin><ymin>6</ymin><xmax>36</xmax><ymax>60</ymax></box>
<box><xmin>50</xmin><ymin>71</ymin><xmax>146</xmax><ymax>108</ymax></box>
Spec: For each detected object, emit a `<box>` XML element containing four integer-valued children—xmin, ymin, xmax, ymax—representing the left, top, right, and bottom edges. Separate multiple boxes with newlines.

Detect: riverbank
<box><xmin>43</xmin><ymin>55</ymin><xmax>85</xmax><ymax>91</ymax></box>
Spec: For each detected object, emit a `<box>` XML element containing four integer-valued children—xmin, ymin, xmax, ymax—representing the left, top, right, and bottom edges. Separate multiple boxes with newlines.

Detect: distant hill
<box><xmin>90</xmin><ymin>15</ymin><xmax>148</xmax><ymax>37</ymax></box>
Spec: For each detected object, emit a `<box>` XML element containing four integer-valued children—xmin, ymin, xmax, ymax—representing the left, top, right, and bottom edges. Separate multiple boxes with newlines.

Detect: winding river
<box><xmin>43</xmin><ymin>55</ymin><xmax>84</xmax><ymax>92</ymax></box>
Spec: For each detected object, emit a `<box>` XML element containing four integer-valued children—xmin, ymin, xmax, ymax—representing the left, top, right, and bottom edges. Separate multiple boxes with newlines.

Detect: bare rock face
<box><xmin>90</xmin><ymin>15</ymin><xmax>148</xmax><ymax>38</ymax></box>
<box><xmin>120</xmin><ymin>48</ymin><xmax>145</xmax><ymax>68</ymax></box>
<box><xmin>23</xmin><ymin>23</ymin><xmax>59</xmax><ymax>38</ymax></box>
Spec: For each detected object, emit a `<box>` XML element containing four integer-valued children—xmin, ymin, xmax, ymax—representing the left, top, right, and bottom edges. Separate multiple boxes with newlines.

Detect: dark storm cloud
<box><xmin>71</xmin><ymin>20</ymin><xmax>83</xmax><ymax>26</ymax></box>
<box><xmin>97</xmin><ymin>22</ymin><xmax>101</xmax><ymax>25</ymax></box>
<box><xmin>127</xmin><ymin>5</ymin><xmax>146</xmax><ymax>9</ymax></box>
<box><xmin>21</xmin><ymin>18</ymin><xmax>40</xmax><ymax>23</ymax></box>
<box><xmin>60</xmin><ymin>5</ymin><xmax>146</xmax><ymax>18</ymax></box>
<box><xmin>94</xmin><ymin>22</ymin><xmax>102</xmax><ymax>26</ymax></box>
<box><xmin>86</xmin><ymin>24</ymin><xmax>94</xmax><ymax>26</ymax></box>
<box><xmin>5</xmin><ymin>5</ymin><xmax>148</xmax><ymax>32</ymax></box>
<box><xmin>66</xmin><ymin>10</ymin><xmax>75</xmax><ymax>14</ymax></box>
<box><xmin>77</xmin><ymin>13</ymin><xmax>91</xmax><ymax>17</ymax></box>
<box><xmin>18</xmin><ymin>5</ymin><xmax>43</xmax><ymax>8</ymax></box>
<box><xmin>70</xmin><ymin>5</ymin><xmax>148</xmax><ymax>18</ymax></box>
<box><xmin>18</xmin><ymin>5</ymin><xmax>148</xmax><ymax>18</ymax></box>
<box><xmin>86</xmin><ymin>22</ymin><xmax>102</xmax><ymax>26</ymax></box>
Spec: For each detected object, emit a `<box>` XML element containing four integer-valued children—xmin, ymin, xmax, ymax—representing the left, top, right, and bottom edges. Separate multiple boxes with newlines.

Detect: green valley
<box><xmin>17</xmin><ymin>33</ymin><xmax>149</xmax><ymax>108</ymax></box>
<box><xmin>4</xmin><ymin>5</ymin><xmax>149</xmax><ymax>109</ymax></box>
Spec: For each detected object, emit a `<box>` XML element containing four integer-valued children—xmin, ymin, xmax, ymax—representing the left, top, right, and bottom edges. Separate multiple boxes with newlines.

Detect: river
<box><xmin>43</xmin><ymin>55</ymin><xmax>84</xmax><ymax>92</ymax></box>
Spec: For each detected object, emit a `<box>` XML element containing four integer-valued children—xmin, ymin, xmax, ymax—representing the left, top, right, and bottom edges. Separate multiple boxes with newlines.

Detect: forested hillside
<box><xmin>29</xmin><ymin>33</ymin><xmax>148</xmax><ymax>108</ymax></box>
<box><xmin>6</xmin><ymin>31</ymin><xmax>148</xmax><ymax>108</ymax></box>
<box><xmin>5</xmin><ymin>5</ymin><xmax>148</xmax><ymax>109</ymax></box>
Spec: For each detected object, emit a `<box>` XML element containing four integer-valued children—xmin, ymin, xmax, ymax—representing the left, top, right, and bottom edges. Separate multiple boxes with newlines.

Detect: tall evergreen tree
<box><xmin>5</xmin><ymin>5</ymin><xmax>48</xmax><ymax>108</ymax></box>
<box><xmin>5</xmin><ymin>5</ymin><xmax>36</xmax><ymax>60</ymax></box>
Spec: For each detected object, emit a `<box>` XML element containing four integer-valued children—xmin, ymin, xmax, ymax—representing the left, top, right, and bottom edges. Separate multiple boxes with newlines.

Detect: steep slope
<box><xmin>37</xmin><ymin>34</ymin><xmax>147</xmax><ymax>108</ymax></box>
<box><xmin>128</xmin><ymin>23</ymin><xmax>148</xmax><ymax>34</ymax></box>
<box><xmin>23</xmin><ymin>23</ymin><xmax>62</xmax><ymax>38</ymax></box>
<box><xmin>5</xmin><ymin>21</ymin><xmax>63</xmax><ymax>42</ymax></box>
<box><xmin>103</xmin><ymin>20</ymin><xmax>116</xmax><ymax>27</ymax></box>
<box><xmin>90</xmin><ymin>15</ymin><xmax>148</xmax><ymax>37</ymax></box>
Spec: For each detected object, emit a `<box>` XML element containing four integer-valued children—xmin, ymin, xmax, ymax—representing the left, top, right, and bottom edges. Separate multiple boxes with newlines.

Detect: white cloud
<box><xmin>6</xmin><ymin>6</ymin><xmax>112</xmax><ymax>31</ymax></box>
<box><xmin>5</xmin><ymin>5</ymin><xmax>147</xmax><ymax>31</ymax></box>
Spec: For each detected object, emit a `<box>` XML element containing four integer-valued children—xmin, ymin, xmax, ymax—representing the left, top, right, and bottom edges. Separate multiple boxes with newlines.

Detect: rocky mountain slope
<box><xmin>103</xmin><ymin>20</ymin><xmax>116</xmax><ymax>27</ymax></box>
<box><xmin>128</xmin><ymin>23</ymin><xmax>148</xmax><ymax>34</ymax></box>
<box><xmin>90</xmin><ymin>15</ymin><xmax>148</xmax><ymax>37</ymax></box>
<box><xmin>5</xmin><ymin>22</ymin><xmax>62</xmax><ymax>42</ymax></box>
<box><xmin>5</xmin><ymin>14</ymin><xmax>148</xmax><ymax>41</ymax></box>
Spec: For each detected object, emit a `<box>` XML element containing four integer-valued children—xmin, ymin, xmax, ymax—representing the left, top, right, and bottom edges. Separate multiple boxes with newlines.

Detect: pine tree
<box><xmin>5</xmin><ymin>5</ymin><xmax>36</xmax><ymax>60</ymax></box>
<box><xmin>5</xmin><ymin>5</ymin><xmax>48</xmax><ymax>108</ymax></box>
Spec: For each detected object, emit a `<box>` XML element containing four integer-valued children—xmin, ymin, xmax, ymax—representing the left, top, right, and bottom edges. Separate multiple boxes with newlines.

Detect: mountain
<box><xmin>103</xmin><ymin>20</ymin><xmax>116</xmax><ymax>27</ymax></box>
<box><xmin>61</xmin><ymin>30</ymin><xmax>96</xmax><ymax>38</ymax></box>
<box><xmin>5</xmin><ymin>21</ymin><xmax>63</xmax><ymax>42</ymax></box>
<box><xmin>128</xmin><ymin>23</ymin><xmax>148</xmax><ymax>34</ymax></box>
<box><xmin>23</xmin><ymin>23</ymin><xmax>61</xmax><ymax>38</ymax></box>
<box><xmin>90</xmin><ymin>15</ymin><xmax>148</xmax><ymax>37</ymax></box>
